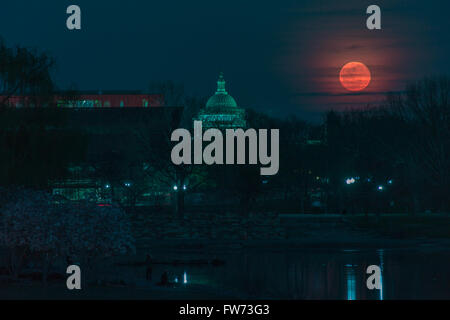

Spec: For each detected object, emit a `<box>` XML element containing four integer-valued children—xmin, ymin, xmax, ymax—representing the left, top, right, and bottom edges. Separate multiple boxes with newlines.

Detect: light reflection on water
<box><xmin>345</xmin><ymin>249</ymin><xmax>384</xmax><ymax>300</ymax></box>
<box><xmin>149</xmin><ymin>247</ymin><xmax>450</xmax><ymax>299</ymax></box>
<box><xmin>345</xmin><ymin>265</ymin><xmax>356</xmax><ymax>300</ymax></box>
<box><xmin>378</xmin><ymin>249</ymin><xmax>384</xmax><ymax>300</ymax></box>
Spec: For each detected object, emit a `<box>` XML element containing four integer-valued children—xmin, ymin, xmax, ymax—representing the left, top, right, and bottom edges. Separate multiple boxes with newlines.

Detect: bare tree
<box><xmin>389</xmin><ymin>76</ymin><xmax>450</xmax><ymax>212</ymax></box>
<box><xmin>136</xmin><ymin>81</ymin><xmax>207</xmax><ymax>217</ymax></box>
<box><xmin>0</xmin><ymin>39</ymin><xmax>55</xmax><ymax>108</ymax></box>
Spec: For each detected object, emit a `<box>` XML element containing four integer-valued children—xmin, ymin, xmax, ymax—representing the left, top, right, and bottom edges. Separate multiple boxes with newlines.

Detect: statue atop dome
<box><xmin>216</xmin><ymin>72</ymin><xmax>227</xmax><ymax>94</ymax></box>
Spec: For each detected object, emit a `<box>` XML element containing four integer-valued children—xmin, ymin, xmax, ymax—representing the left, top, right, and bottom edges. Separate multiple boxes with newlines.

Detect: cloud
<box><xmin>293</xmin><ymin>90</ymin><xmax>403</xmax><ymax>97</ymax></box>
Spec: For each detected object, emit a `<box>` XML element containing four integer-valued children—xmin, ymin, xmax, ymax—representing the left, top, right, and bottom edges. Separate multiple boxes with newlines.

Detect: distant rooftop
<box><xmin>1</xmin><ymin>92</ymin><xmax>164</xmax><ymax>108</ymax></box>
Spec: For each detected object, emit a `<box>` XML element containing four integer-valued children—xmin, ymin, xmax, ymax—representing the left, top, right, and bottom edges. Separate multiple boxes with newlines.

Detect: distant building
<box><xmin>1</xmin><ymin>76</ymin><xmax>246</xmax><ymax>206</ymax></box>
<box><xmin>1</xmin><ymin>91</ymin><xmax>164</xmax><ymax>108</ymax></box>
<box><xmin>196</xmin><ymin>73</ymin><xmax>246</xmax><ymax>129</ymax></box>
<box><xmin>46</xmin><ymin>107</ymin><xmax>183</xmax><ymax>205</ymax></box>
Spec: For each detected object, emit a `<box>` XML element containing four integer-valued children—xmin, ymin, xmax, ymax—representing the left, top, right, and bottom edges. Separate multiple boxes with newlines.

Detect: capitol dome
<box><xmin>196</xmin><ymin>72</ymin><xmax>246</xmax><ymax>129</ymax></box>
<box><xmin>206</xmin><ymin>73</ymin><xmax>238</xmax><ymax>109</ymax></box>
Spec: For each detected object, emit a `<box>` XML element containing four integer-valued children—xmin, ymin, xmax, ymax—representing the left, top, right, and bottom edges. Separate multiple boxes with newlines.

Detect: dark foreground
<box><xmin>1</xmin><ymin>213</ymin><xmax>450</xmax><ymax>300</ymax></box>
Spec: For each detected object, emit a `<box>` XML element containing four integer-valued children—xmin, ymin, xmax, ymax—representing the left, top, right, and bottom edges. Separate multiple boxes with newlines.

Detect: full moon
<box><xmin>339</xmin><ymin>62</ymin><xmax>371</xmax><ymax>92</ymax></box>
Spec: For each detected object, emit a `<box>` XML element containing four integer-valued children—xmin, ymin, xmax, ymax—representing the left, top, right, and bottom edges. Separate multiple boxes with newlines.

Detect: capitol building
<box><xmin>196</xmin><ymin>73</ymin><xmax>246</xmax><ymax>129</ymax></box>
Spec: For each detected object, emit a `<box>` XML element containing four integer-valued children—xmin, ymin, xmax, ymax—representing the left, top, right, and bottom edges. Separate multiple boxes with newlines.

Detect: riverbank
<box><xmin>2</xmin><ymin>213</ymin><xmax>449</xmax><ymax>300</ymax></box>
<box><xmin>135</xmin><ymin>213</ymin><xmax>450</xmax><ymax>252</ymax></box>
<box><xmin>0</xmin><ymin>282</ymin><xmax>239</xmax><ymax>300</ymax></box>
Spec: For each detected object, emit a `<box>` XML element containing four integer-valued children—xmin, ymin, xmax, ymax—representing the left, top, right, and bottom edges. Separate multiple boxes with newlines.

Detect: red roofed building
<box><xmin>2</xmin><ymin>91</ymin><xmax>164</xmax><ymax>108</ymax></box>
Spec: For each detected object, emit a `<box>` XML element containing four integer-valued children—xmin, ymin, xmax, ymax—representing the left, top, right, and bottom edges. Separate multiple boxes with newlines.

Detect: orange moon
<box><xmin>339</xmin><ymin>62</ymin><xmax>371</xmax><ymax>91</ymax></box>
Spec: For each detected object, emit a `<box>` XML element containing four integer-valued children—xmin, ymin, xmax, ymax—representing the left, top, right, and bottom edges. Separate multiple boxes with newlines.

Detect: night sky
<box><xmin>1</xmin><ymin>0</ymin><xmax>449</xmax><ymax>122</ymax></box>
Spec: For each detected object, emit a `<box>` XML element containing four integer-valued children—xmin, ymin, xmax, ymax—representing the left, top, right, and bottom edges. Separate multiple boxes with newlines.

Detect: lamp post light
<box><xmin>173</xmin><ymin>185</ymin><xmax>187</xmax><ymax>191</ymax></box>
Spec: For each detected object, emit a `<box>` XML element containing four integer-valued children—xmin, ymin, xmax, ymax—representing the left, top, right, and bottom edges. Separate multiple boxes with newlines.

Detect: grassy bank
<box><xmin>346</xmin><ymin>214</ymin><xmax>450</xmax><ymax>239</ymax></box>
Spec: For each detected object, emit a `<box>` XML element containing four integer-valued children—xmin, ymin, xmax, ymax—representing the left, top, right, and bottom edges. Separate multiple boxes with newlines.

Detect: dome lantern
<box><xmin>206</xmin><ymin>72</ymin><xmax>238</xmax><ymax>109</ymax></box>
<box><xmin>216</xmin><ymin>72</ymin><xmax>227</xmax><ymax>94</ymax></box>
